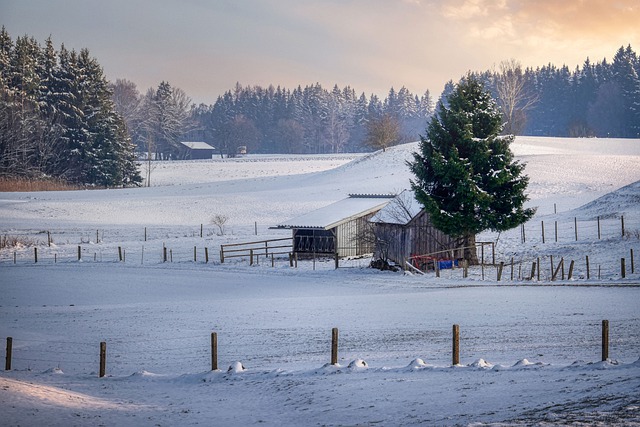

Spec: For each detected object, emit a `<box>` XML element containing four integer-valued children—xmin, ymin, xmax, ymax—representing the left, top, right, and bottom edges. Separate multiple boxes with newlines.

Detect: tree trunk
<box><xmin>463</xmin><ymin>233</ymin><xmax>479</xmax><ymax>265</ymax></box>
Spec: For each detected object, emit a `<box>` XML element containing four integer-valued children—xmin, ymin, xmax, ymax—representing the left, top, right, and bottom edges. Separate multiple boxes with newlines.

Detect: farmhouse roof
<box><xmin>275</xmin><ymin>194</ymin><xmax>394</xmax><ymax>230</ymax></box>
<box><xmin>179</xmin><ymin>141</ymin><xmax>215</xmax><ymax>150</ymax></box>
<box><xmin>370</xmin><ymin>190</ymin><xmax>423</xmax><ymax>225</ymax></box>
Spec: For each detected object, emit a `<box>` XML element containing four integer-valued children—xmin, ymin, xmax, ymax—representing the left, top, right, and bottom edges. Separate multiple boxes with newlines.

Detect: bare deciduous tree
<box><xmin>364</xmin><ymin>114</ymin><xmax>401</xmax><ymax>152</ymax></box>
<box><xmin>494</xmin><ymin>59</ymin><xmax>538</xmax><ymax>135</ymax></box>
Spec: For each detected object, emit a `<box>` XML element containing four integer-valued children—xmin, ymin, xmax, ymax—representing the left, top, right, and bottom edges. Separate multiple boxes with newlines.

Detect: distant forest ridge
<box><xmin>1</xmin><ymin>26</ymin><xmax>638</xmax><ymax>187</ymax></box>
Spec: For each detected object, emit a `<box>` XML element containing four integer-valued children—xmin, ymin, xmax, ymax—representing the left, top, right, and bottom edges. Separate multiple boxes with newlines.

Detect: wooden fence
<box><xmin>3</xmin><ymin>321</ymin><xmax>617</xmax><ymax>377</ymax></box>
<box><xmin>220</xmin><ymin>237</ymin><xmax>293</xmax><ymax>264</ymax></box>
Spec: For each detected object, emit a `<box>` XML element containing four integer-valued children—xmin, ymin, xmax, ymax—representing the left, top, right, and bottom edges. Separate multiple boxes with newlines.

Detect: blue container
<box><xmin>437</xmin><ymin>259</ymin><xmax>458</xmax><ymax>270</ymax></box>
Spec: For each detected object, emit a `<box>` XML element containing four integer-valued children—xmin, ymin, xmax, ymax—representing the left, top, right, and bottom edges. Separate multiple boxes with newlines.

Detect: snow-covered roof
<box><xmin>276</xmin><ymin>195</ymin><xmax>394</xmax><ymax>230</ymax></box>
<box><xmin>370</xmin><ymin>190</ymin><xmax>423</xmax><ymax>225</ymax></box>
<box><xmin>179</xmin><ymin>141</ymin><xmax>215</xmax><ymax>150</ymax></box>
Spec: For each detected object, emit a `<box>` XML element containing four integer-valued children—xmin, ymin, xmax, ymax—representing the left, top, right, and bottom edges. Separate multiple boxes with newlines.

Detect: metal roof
<box><xmin>275</xmin><ymin>195</ymin><xmax>394</xmax><ymax>230</ymax></box>
<box><xmin>179</xmin><ymin>141</ymin><xmax>215</xmax><ymax>150</ymax></box>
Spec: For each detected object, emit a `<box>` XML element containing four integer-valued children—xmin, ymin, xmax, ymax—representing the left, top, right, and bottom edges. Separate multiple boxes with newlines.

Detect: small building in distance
<box><xmin>178</xmin><ymin>141</ymin><xmax>216</xmax><ymax>160</ymax></box>
<box><xmin>275</xmin><ymin>194</ymin><xmax>394</xmax><ymax>258</ymax></box>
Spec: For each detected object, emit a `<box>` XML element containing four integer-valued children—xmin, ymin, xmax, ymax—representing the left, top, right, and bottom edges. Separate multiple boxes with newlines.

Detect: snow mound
<box><xmin>512</xmin><ymin>359</ymin><xmax>546</xmax><ymax>369</ymax></box>
<box><xmin>227</xmin><ymin>361</ymin><xmax>246</xmax><ymax>373</ymax></box>
<box><xmin>406</xmin><ymin>358</ymin><xmax>427</xmax><ymax>369</ymax></box>
<box><xmin>468</xmin><ymin>359</ymin><xmax>494</xmax><ymax>369</ymax></box>
<box><xmin>43</xmin><ymin>367</ymin><xmax>64</xmax><ymax>375</ymax></box>
<box><xmin>347</xmin><ymin>359</ymin><xmax>368</xmax><ymax>370</ymax></box>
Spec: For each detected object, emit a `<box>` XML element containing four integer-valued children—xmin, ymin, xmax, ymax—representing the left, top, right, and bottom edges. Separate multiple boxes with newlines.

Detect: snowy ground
<box><xmin>1</xmin><ymin>136</ymin><xmax>640</xmax><ymax>426</ymax></box>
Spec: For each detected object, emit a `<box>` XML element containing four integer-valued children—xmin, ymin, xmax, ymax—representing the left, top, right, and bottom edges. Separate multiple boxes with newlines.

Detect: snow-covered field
<box><xmin>1</xmin><ymin>136</ymin><xmax>640</xmax><ymax>426</ymax></box>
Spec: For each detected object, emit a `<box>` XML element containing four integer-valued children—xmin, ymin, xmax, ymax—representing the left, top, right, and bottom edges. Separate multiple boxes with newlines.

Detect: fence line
<box><xmin>4</xmin><ymin>321</ymin><xmax>620</xmax><ymax>377</ymax></box>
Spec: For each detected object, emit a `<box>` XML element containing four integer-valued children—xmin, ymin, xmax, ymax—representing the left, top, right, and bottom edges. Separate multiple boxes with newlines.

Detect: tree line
<box><xmin>464</xmin><ymin>45</ymin><xmax>640</xmax><ymax>138</ymax></box>
<box><xmin>112</xmin><ymin>80</ymin><xmax>436</xmax><ymax>158</ymax></box>
<box><xmin>0</xmin><ymin>28</ymin><xmax>141</xmax><ymax>186</ymax></box>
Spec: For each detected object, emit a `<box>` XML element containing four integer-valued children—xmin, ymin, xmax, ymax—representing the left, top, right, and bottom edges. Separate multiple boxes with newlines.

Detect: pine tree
<box><xmin>409</xmin><ymin>75</ymin><xmax>535</xmax><ymax>263</ymax></box>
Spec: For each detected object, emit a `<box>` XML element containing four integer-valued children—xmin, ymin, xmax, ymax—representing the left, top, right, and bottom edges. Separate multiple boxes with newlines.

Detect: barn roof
<box><xmin>370</xmin><ymin>190</ymin><xmax>423</xmax><ymax>225</ymax></box>
<box><xmin>179</xmin><ymin>141</ymin><xmax>215</xmax><ymax>150</ymax></box>
<box><xmin>275</xmin><ymin>194</ymin><xmax>394</xmax><ymax>230</ymax></box>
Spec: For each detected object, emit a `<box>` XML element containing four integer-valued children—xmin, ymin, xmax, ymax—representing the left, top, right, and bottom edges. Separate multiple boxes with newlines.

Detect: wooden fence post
<box><xmin>47</xmin><ymin>231</ymin><xmax>51</xmax><ymax>247</ymax></box>
<box><xmin>555</xmin><ymin>221</ymin><xmax>558</xmax><ymax>242</ymax></box>
<box><xmin>602</xmin><ymin>320</ymin><xmax>609</xmax><ymax>361</ymax></box>
<box><xmin>541</xmin><ymin>221</ymin><xmax>545</xmax><ymax>244</ymax></box>
<box><xmin>331</xmin><ymin>327</ymin><xmax>339</xmax><ymax>365</ymax></box>
<box><xmin>144</xmin><ymin>227</ymin><xmax>147</xmax><ymax>242</ymax></box>
<box><xmin>621</xmin><ymin>258</ymin><xmax>626</xmax><ymax>279</ymax></box>
<box><xmin>200</xmin><ymin>224</ymin><xmax>203</xmax><ymax>238</ymax></box>
<box><xmin>99</xmin><ymin>341</ymin><xmax>106</xmax><ymax>378</ymax></box>
<box><xmin>250</xmin><ymin>249</ymin><xmax>254</xmax><ymax>266</ymax></box>
<box><xmin>586</xmin><ymin>255</ymin><xmax>590</xmax><ymax>280</ymax></box>
<box><xmin>118</xmin><ymin>246</ymin><xmax>123</xmax><ymax>262</ymax></box>
<box><xmin>34</xmin><ymin>247</ymin><xmax>38</xmax><ymax>263</ymax></box>
<box><xmin>621</xmin><ymin>216</ymin><xmax>625</xmax><ymax>237</ymax></box>
<box><xmin>5</xmin><ymin>337</ymin><xmax>12</xmax><ymax>371</ymax></box>
<box><xmin>510</xmin><ymin>258</ymin><xmax>514</xmax><ymax>281</ymax></box>
<box><xmin>497</xmin><ymin>262</ymin><xmax>504</xmax><ymax>281</ymax></box>
<box><xmin>194</xmin><ymin>246</ymin><xmax>197</xmax><ymax>262</ymax></box>
<box><xmin>630</xmin><ymin>249</ymin><xmax>634</xmax><ymax>274</ymax></box>
<box><xmin>597</xmin><ymin>217</ymin><xmax>601</xmax><ymax>239</ymax></box>
<box><xmin>78</xmin><ymin>245</ymin><xmax>81</xmax><ymax>261</ymax></box>
<box><xmin>211</xmin><ymin>332</ymin><xmax>218</xmax><ymax>371</ymax></box>
<box><xmin>205</xmin><ymin>247</ymin><xmax>209</xmax><ymax>264</ymax></box>
<box><xmin>574</xmin><ymin>217</ymin><xmax>578</xmax><ymax>241</ymax></box>
<box><xmin>163</xmin><ymin>246</ymin><xmax>167</xmax><ymax>263</ymax></box>
<box><xmin>568</xmin><ymin>260</ymin><xmax>575</xmax><ymax>280</ymax></box>
<box><xmin>529</xmin><ymin>261</ymin><xmax>536</xmax><ymax>280</ymax></box>
<box><xmin>452</xmin><ymin>324</ymin><xmax>460</xmax><ymax>366</ymax></box>
<box><xmin>334</xmin><ymin>252</ymin><xmax>339</xmax><ymax>269</ymax></box>
<box><xmin>537</xmin><ymin>257</ymin><xmax>540</xmax><ymax>281</ymax></box>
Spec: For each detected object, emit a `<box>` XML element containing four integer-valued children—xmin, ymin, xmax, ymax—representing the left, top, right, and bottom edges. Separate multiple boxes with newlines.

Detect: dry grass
<box><xmin>0</xmin><ymin>235</ymin><xmax>41</xmax><ymax>249</ymax></box>
<box><xmin>0</xmin><ymin>177</ymin><xmax>82</xmax><ymax>192</ymax></box>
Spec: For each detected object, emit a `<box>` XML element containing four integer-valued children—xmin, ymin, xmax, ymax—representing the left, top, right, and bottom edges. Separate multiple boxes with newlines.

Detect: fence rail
<box><xmin>220</xmin><ymin>237</ymin><xmax>293</xmax><ymax>264</ymax></box>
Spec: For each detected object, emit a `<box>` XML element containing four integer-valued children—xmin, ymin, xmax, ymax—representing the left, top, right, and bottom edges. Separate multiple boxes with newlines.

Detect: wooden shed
<box><xmin>275</xmin><ymin>194</ymin><xmax>394</xmax><ymax>258</ymax></box>
<box><xmin>369</xmin><ymin>190</ymin><xmax>463</xmax><ymax>269</ymax></box>
<box><xmin>178</xmin><ymin>141</ymin><xmax>215</xmax><ymax>160</ymax></box>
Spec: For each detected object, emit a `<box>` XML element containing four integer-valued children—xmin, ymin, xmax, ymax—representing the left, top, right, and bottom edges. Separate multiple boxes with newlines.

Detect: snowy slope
<box><xmin>1</xmin><ymin>136</ymin><xmax>640</xmax><ymax>426</ymax></box>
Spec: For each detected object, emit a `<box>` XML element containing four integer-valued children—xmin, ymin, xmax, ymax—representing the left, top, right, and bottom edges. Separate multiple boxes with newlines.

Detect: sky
<box><xmin>2</xmin><ymin>0</ymin><xmax>639</xmax><ymax>105</ymax></box>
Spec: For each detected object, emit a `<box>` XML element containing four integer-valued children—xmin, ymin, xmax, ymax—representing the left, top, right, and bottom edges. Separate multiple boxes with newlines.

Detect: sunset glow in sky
<box><xmin>3</xmin><ymin>0</ymin><xmax>639</xmax><ymax>104</ymax></box>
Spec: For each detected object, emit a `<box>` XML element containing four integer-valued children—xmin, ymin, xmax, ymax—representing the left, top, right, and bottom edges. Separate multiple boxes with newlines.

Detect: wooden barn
<box><xmin>275</xmin><ymin>194</ymin><xmax>395</xmax><ymax>258</ymax></box>
<box><xmin>369</xmin><ymin>190</ymin><xmax>463</xmax><ymax>269</ymax></box>
<box><xmin>178</xmin><ymin>141</ymin><xmax>215</xmax><ymax>160</ymax></box>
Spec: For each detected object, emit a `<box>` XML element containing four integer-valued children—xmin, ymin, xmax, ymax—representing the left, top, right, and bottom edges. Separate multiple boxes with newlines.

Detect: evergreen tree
<box><xmin>409</xmin><ymin>75</ymin><xmax>535</xmax><ymax>263</ymax></box>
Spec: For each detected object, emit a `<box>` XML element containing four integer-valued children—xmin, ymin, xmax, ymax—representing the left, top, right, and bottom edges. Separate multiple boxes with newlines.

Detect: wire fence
<box><xmin>5</xmin><ymin>319</ymin><xmax>639</xmax><ymax>376</ymax></box>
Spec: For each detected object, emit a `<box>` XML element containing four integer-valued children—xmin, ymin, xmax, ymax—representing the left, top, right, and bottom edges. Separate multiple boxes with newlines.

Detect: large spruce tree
<box><xmin>409</xmin><ymin>75</ymin><xmax>535</xmax><ymax>263</ymax></box>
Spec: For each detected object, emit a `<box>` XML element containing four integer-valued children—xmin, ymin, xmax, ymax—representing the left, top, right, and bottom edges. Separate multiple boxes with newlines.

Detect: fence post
<box><xmin>200</xmin><ymin>224</ymin><xmax>203</xmax><ymax>238</ymax></box>
<box><xmin>537</xmin><ymin>257</ymin><xmax>540</xmax><ymax>281</ymax></box>
<box><xmin>48</xmin><ymin>231</ymin><xmax>51</xmax><ymax>247</ymax></box>
<box><xmin>163</xmin><ymin>246</ymin><xmax>167</xmax><ymax>263</ymax></box>
<box><xmin>586</xmin><ymin>255</ymin><xmax>590</xmax><ymax>280</ymax></box>
<box><xmin>99</xmin><ymin>341</ymin><xmax>106</xmax><ymax>378</ymax></box>
<box><xmin>555</xmin><ymin>221</ymin><xmax>558</xmax><ymax>242</ymax></box>
<box><xmin>575</xmin><ymin>217</ymin><xmax>578</xmax><ymax>241</ymax></box>
<box><xmin>529</xmin><ymin>261</ymin><xmax>536</xmax><ymax>281</ymax></box>
<box><xmin>205</xmin><ymin>247</ymin><xmax>209</xmax><ymax>264</ymax></box>
<box><xmin>497</xmin><ymin>262</ymin><xmax>504</xmax><ymax>281</ymax></box>
<box><xmin>78</xmin><ymin>245</ymin><xmax>81</xmax><ymax>261</ymax></box>
<box><xmin>144</xmin><ymin>227</ymin><xmax>147</xmax><ymax>242</ymax></box>
<box><xmin>250</xmin><ymin>249</ymin><xmax>254</xmax><ymax>266</ymax></box>
<box><xmin>597</xmin><ymin>217</ymin><xmax>601</xmax><ymax>239</ymax></box>
<box><xmin>541</xmin><ymin>221</ymin><xmax>545</xmax><ymax>244</ymax></box>
<box><xmin>631</xmin><ymin>249</ymin><xmax>635</xmax><ymax>274</ymax></box>
<box><xmin>621</xmin><ymin>258</ymin><xmax>626</xmax><ymax>279</ymax></box>
<box><xmin>331</xmin><ymin>327</ymin><xmax>339</xmax><ymax>365</ymax></box>
<box><xmin>34</xmin><ymin>247</ymin><xmax>38</xmax><ymax>263</ymax></box>
<box><xmin>194</xmin><ymin>246</ymin><xmax>197</xmax><ymax>262</ymax></box>
<box><xmin>602</xmin><ymin>320</ymin><xmax>609</xmax><ymax>361</ymax></box>
<box><xmin>118</xmin><ymin>246</ymin><xmax>122</xmax><ymax>262</ymax></box>
<box><xmin>5</xmin><ymin>337</ymin><xmax>12</xmax><ymax>370</ymax></box>
<box><xmin>211</xmin><ymin>332</ymin><xmax>218</xmax><ymax>371</ymax></box>
<box><xmin>568</xmin><ymin>260</ymin><xmax>575</xmax><ymax>280</ymax></box>
<box><xmin>220</xmin><ymin>247</ymin><xmax>225</xmax><ymax>264</ymax></box>
<box><xmin>621</xmin><ymin>216</ymin><xmax>625</xmax><ymax>237</ymax></box>
<box><xmin>510</xmin><ymin>257</ymin><xmax>514</xmax><ymax>281</ymax></box>
<box><xmin>452</xmin><ymin>324</ymin><xmax>460</xmax><ymax>366</ymax></box>
<box><xmin>334</xmin><ymin>252</ymin><xmax>339</xmax><ymax>269</ymax></box>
